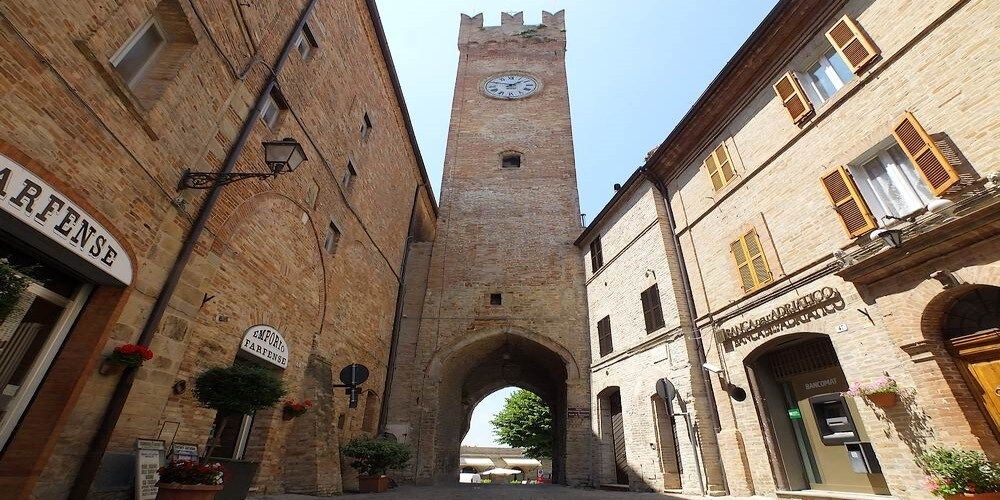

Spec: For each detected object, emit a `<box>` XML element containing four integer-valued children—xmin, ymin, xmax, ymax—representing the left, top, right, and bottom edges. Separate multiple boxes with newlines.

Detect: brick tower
<box><xmin>385</xmin><ymin>11</ymin><xmax>592</xmax><ymax>486</ymax></box>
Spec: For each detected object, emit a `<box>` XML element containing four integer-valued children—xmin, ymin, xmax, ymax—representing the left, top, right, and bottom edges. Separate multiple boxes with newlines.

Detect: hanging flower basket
<box><xmin>282</xmin><ymin>399</ymin><xmax>313</xmax><ymax>420</ymax></box>
<box><xmin>100</xmin><ymin>343</ymin><xmax>154</xmax><ymax>375</ymax></box>
<box><xmin>846</xmin><ymin>375</ymin><xmax>899</xmax><ymax>409</ymax></box>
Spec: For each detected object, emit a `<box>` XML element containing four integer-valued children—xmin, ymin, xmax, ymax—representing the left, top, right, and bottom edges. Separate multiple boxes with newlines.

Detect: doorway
<box><xmin>651</xmin><ymin>394</ymin><xmax>682</xmax><ymax>489</ymax></box>
<box><xmin>941</xmin><ymin>286</ymin><xmax>1000</xmax><ymax>437</ymax></box>
<box><xmin>0</xmin><ymin>239</ymin><xmax>92</xmax><ymax>451</ymax></box>
<box><xmin>747</xmin><ymin>335</ymin><xmax>889</xmax><ymax>495</ymax></box>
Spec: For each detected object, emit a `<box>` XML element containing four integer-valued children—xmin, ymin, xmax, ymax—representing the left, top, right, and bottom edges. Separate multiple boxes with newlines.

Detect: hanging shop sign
<box><xmin>715</xmin><ymin>287</ymin><xmax>843</xmax><ymax>348</ymax></box>
<box><xmin>240</xmin><ymin>324</ymin><xmax>288</xmax><ymax>368</ymax></box>
<box><xmin>0</xmin><ymin>155</ymin><xmax>133</xmax><ymax>285</ymax></box>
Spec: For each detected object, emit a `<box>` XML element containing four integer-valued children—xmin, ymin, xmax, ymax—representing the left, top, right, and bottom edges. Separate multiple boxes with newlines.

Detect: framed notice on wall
<box><xmin>135</xmin><ymin>439</ymin><xmax>165</xmax><ymax>500</ymax></box>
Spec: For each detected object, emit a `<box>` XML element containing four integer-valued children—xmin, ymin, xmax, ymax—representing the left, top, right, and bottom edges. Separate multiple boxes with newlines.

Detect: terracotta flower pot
<box><xmin>945</xmin><ymin>494</ymin><xmax>1000</xmax><ymax>499</ymax></box>
<box><xmin>154</xmin><ymin>483</ymin><xmax>223</xmax><ymax>500</ymax></box>
<box><xmin>359</xmin><ymin>475</ymin><xmax>389</xmax><ymax>493</ymax></box>
<box><xmin>865</xmin><ymin>391</ymin><xmax>898</xmax><ymax>408</ymax></box>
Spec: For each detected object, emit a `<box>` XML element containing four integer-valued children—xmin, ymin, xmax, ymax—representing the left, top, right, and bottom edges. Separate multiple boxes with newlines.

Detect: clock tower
<box><xmin>384</xmin><ymin>11</ymin><xmax>592</xmax><ymax>486</ymax></box>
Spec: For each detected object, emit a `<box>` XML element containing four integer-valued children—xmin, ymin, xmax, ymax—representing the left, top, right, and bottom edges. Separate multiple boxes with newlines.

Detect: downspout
<box><xmin>68</xmin><ymin>1</ymin><xmax>318</xmax><ymax>497</ymax></box>
<box><xmin>377</xmin><ymin>183</ymin><xmax>423</xmax><ymax>435</ymax></box>
<box><xmin>642</xmin><ymin>168</ymin><xmax>729</xmax><ymax>494</ymax></box>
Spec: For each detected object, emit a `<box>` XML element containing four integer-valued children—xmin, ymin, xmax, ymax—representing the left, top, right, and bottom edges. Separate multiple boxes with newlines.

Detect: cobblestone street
<box><xmin>260</xmin><ymin>484</ymin><xmax>757</xmax><ymax>499</ymax></box>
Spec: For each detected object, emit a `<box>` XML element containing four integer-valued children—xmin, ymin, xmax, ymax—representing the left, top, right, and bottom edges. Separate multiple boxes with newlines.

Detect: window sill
<box><xmin>73</xmin><ymin>40</ymin><xmax>160</xmax><ymax>141</ymax></box>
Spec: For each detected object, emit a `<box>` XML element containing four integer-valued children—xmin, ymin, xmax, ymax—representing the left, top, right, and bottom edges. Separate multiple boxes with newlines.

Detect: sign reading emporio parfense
<box><xmin>240</xmin><ymin>324</ymin><xmax>289</xmax><ymax>368</ymax></box>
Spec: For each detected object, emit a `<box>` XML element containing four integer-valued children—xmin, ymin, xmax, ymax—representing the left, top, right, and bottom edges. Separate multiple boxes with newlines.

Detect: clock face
<box><xmin>484</xmin><ymin>75</ymin><xmax>538</xmax><ymax>99</ymax></box>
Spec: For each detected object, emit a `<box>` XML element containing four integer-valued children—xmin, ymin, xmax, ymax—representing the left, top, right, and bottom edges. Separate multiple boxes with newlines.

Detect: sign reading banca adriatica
<box><xmin>0</xmin><ymin>154</ymin><xmax>133</xmax><ymax>285</ymax></box>
<box><xmin>240</xmin><ymin>325</ymin><xmax>289</xmax><ymax>368</ymax></box>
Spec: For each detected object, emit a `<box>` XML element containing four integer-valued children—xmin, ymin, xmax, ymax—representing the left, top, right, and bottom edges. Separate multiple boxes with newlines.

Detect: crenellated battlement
<box><xmin>459</xmin><ymin>10</ymin><xmax>566</xmax><ymax>49</ymax></box>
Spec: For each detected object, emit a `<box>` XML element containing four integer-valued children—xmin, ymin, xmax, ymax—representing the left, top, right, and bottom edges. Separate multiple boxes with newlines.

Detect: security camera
<box><xmin>703</xmin><ymin>362</ymin><xmax>723</xmax><ymax>374</ymax></box>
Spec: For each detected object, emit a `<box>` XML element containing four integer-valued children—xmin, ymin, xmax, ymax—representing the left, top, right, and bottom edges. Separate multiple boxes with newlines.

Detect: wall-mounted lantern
<box><xmin>179</xmin><ymin>138</ymin><xmax>307</xmax><ymax>189</ymax></box>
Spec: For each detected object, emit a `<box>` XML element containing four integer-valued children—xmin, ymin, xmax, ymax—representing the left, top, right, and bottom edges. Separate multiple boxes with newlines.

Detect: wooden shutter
<box><xmin>731</xmin><ymin>229</ymin><xmax>772</xmax><ymax>292</ymax></box>
<box><xmin>773</xmin><ymin>72</ymin><xmax>812</xmax><ymax>124</ymax></box>
<box><xmin>825</xmin><ymin>15</ymin><xmax>879</xmax><ymax>73</ymax></box>
<box><xmin>598</xmin><ymin>316</ymin><xmax>613</xmax><ymax>356</ymax></box>
<box><xmin>820</xmin><ymin>166</ymin><xmax>877</xmax><ymax>237</ymax></box>
<box><xmin>892</xmin><ymin>112</ymin><xmax>959</xmax><ymax>195</ymax></box>
<box><xmin>705</xmin><ymin>142</ymin><xmax>735</xmax><ymax>190</ymax></box>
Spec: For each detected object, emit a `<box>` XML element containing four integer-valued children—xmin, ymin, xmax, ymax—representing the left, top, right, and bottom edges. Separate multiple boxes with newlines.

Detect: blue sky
<box><xmin>376</xmin><ymin>1</ymin><xmax>779</xmax><ymax>447</ymax></box>
<box><xmin>377</xmin><ymin>0</ymin><xmax>779</xmax><ymax>219</ymax></box>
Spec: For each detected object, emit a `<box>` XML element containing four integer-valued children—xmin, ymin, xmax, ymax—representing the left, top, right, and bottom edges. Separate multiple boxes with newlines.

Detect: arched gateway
<box><xmin>381</xmin><ymin>10</ymin><xmax>591</xmax><ymax>487</ymax></box>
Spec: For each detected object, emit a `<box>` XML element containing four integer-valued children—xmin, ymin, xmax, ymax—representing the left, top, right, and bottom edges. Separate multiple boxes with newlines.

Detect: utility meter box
<box><xmin>808</xmin><ymin>393</ymin><xmax>859</xmax><ymax>445</ymax></box>
<box><xmin>845</xmin><ymin>442</ymin><xmax>882</xmax><ymax>474</ymax></box>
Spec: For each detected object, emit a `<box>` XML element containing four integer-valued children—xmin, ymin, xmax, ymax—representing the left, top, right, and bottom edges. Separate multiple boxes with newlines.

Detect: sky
<box><xmin>376</xmin><ymin>0</ymin><xmax>779</xmax><ymax>220</ymax></box>
<box><xmin>376</xmin><ymin>1</ymin><xmax>778</xmax><ymax>447</ymax></box>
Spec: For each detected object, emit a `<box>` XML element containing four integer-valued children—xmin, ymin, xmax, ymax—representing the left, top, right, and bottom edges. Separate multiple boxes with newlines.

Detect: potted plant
<box><xmin>846</xmin><ymin>375</ymin><xmax>899</xmax><ymax>408</ymax></box>
<box><xmin>194</xmin><ymin>364</ymin><xmax>285</xmax><ymax>457</ymax></box>
<box><xmin>100</xmin><ymin>343</ymin><xmax>154</xmax><ymax>375</ymax></box>
<box><xmin>281</xmin><ymin>399</ymin><xmax>313</xmax><ymax>420</ymax></box>
<box><xmin>342</xmin><ymin>437</ymin><xmax>411</xmax><ymax>493</ymax></box>
<box><xmin>920</xmin><ymin>447</ymin><xmax>1000</xmax><ymax>498</ymax></box>
<box><xmin>155</xmin><ymin>460</ymin><xmax>224</xmax><ymax>500</ymax></box>
<box><xmin>0</xmin><ymin>258</ymin><xmax>29</xmax><ymax>323</ymax></box>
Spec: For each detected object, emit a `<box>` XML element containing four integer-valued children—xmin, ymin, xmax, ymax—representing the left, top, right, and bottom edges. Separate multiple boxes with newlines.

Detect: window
<box><xmin>730</xmin><ymin>229</ymin><xmax>772</xmax><ymax>293</ymax></box>
<box><xmin>107</xmin><ymin>1</ymin><xmax>196</xmax><ymax>106</ymax></box>
<box><xmin>323</xmin><ymin>221</ymin><xmax>341</xmax><ymax>254</ymax></box>
<box><xmin>342</xmin><ymin>160</ymin><xmax>357</xmax><ymax>188</ymax></box>
<box><xmin>820</xmin><ymin>112</ymin><xmax>960</xmax><ymax>238</ymax></box>
<box><xmin>304</xmin><ymin>180</ymin><xmax>320</xmax><ymax>208</ymax></box>
<box><xmin>825</xmin><ymin>15</ymin><xmax>880</xmax><ymax>74</ymax></box>
<box><xmin>490</xmin><ymin>293</ymin><xmax>502</xmax><ymax>306</ymax></box>
<box><xmin>802</xmin><ymin>48</ymin><xmax>854</xmax><ymax>106</ymax></box>
<box><xmin>597</xmin><ymin>316</ymin><xmax>613</xmax><ymax>356</ymax></box>
<box><xmin>361</xmin><ymin>112</ymin><xmax>373</xmax><ymax>141</ymax></box>
<box><xmin>501</xmin><ymin>152</ymin><xmax>521</xmax><ymax>169</ymax></box>
<box><xmin>589</xmin><ymin>237</ymin><xmax>604</xmax><ymax>272</ymax></box>
<box><xmin>704</xmin><ymin>141</ymin><xmax>735</xmax><ymax>190</ymax></box>
<box><xmin>640</xmin><ymin>284</ymin><xmax>666</xmax><ymax>333</ymax></box>
<box><xmin>773</xmin><ymin>71</ymin><xmax>813</xmax><ymax>124</ymax></box>
<box><xmin>295</xmin><ymin>23</ymin><xmax>318</xmax><ymax>59</ymax></box>
<box><xmin>260</xmin><ymin>90</ymin><xmax>286</xmax><ymax>130</ymax></box>
<box><xmin>852</xmin><ymin>144</ymin><xmax>933</xmax><ymax>222</ymax></box>
<box><xmin>111</xmin><ymin>19</ymin><xmax>166</xmax><ymax>88</ymax></box>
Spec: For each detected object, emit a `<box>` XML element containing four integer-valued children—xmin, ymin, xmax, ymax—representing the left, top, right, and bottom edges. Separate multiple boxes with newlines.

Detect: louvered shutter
<box><xmin>730</xmin><ymin>239</ymin><xmax>755</xmax><ymax>292</ymax></box>
<box><xmin>820</xmin><ymin>166</ymin><xmax>877</xmax><ymax>237</ymax></box>
<box><xmin>705</xmin><ymin>151</ymin><xmax>723</xmax><ymax>190</ymax></box>
<box><xmin>743</xmin><ymin>229</ymin><xmax>773</xmax><ymax>286</ymax></box>
<box><xmin>773</xmin><ymin>72</ymin><xmax>812</xmax><ymax>124</ymax></box>
<box><xmin>825</xmin><ymin>15</ymin><xmax>879</xmax><ymax>73</ymax></box>
<box><xmin>892</xmin><ymin>112</ymin><xmax>959</xmax><ymax>195</ymax></box>
<box><xmin>716</xmin><ymin>144</ymin><xmax>735</xmax><ymax>184</ymax></box>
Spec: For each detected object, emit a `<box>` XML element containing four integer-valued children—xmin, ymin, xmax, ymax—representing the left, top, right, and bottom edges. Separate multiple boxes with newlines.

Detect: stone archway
<box><xmin>416</xmin><ymin>328</ymin><xmax>585</xmax><ymax>485</ymax></box>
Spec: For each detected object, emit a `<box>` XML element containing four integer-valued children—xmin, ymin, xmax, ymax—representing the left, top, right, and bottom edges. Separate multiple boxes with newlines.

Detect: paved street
<box><xmin>259</xmin><ymin>484</ymin><xmax>754</xmax><ymax>499</ymax></box>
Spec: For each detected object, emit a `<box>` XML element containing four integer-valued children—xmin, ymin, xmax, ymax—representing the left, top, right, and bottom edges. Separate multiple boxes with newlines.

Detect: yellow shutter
<box><xmin>773</xmin><ymin>72</ymin><xmax>812</xmax><ymax>124</ymax></box>
<box><xmin>820</xmin><ymin>166</ymin><xmax>877</xmax><ymax>237</ymax></box>
<box><xmin>731</xmin><ymin>229</ymin><xmax>772</xmax><ymax>293</ymax></box>
<box><xmin>892</xmin><ymin>112</ymin><xmax>960</xmax><ymax>195</ymax></box>
<box><xmin>704</xmin><ymin>141</ymin><xmax>735</xmax><ymax>191</ymax></box>
<box><xmin>825</xmin><ymin>15</ymin><xmax>879</xmax><ymax>73</ymax></box>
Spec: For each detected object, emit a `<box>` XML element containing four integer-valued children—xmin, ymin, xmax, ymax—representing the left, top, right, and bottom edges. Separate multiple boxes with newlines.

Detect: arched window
<box><xmin>943</xmin><ymin>286</ymin><xmax>1000</xmax><ymax>339</ymax></box>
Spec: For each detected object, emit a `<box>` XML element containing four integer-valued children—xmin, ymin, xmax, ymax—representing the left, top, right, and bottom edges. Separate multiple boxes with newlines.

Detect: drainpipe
<box><xmin>68</xmin><ymin>2</ymin><xmax>318</xmax><ymax>497</ymax></box>
<box><xmin>642</xmin><ymin>168</ymin><xmax>728</xmax><ymax>494</ymax></box>
<box><xmin>377</xmin><ymin>183</ymin><xmax>423</xmax><ymax>435</ymax></box>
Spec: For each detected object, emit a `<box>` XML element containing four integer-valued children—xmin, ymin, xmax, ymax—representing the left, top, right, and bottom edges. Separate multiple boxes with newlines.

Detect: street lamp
<box><xmin>871</xmin><ymin>228</ymin><xmax>903</xmax><ymax>249</ymax></box>
<box><xmin>179</xmin><ymin>138</ymin><xmax>307</xmax><ymax>189</ymax></box>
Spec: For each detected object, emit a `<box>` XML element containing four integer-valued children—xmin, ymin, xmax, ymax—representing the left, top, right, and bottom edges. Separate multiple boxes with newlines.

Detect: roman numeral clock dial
<box><xmin>484</xmin><ymin>74</ymin><xmax>538</xmax><ymax>99</ymax></box>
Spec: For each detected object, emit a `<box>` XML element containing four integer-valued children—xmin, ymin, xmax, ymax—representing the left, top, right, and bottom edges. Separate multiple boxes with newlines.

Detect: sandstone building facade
<box><xmin>384</xmin><ymin>11</ymin><xmax>593</xmax><ymax>487</ymax></box>
<box><xmin>0</xmin><ymin>0</ymin><xmax>435</xmax><ymax>498</ymax></box>
<box><xmin>617</xmin><ymin>0</ymin><xmax>999</xmax><ymax>498</ymax></box>
<box><xmin>576</xmin><ymin>175</ymin><xmax>724</xmax><ymax>495</ymax></box>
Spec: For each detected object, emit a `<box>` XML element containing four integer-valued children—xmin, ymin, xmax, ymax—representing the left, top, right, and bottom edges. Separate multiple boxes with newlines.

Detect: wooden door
<box><xmin>610</xmin><ymin>391</ymin><xmax>629</xmax><ymax>485</ymax></box>
<box><xmin>949</xmin><ymin>330</ymin><xmax>1000</xmax><ymax>436</ymax></box>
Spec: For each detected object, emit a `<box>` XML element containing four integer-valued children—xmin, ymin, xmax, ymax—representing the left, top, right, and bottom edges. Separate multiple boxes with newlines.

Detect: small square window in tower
<box><xmin>489</xmin><ymin>293</ymin><xmax>502</xmax><ymax>306</ymax></box>
<box><xmin>361</xmin><ymin>112</ymin><xmax>373</xmax><ymax>141</ymax></box>
<box><xmin>259</xmin><ymin>89</ymin><xmax>287</xmax><ymax>130</ymax></box>
<box><xmin>501</xmin><ymin>153</ymin><xmax>521</xmax><ymax>169</ymax></box>
<box><xmin>324</xmin><ymin>221</ymin><xmax>341</xmax><ymax>254</ymax></box>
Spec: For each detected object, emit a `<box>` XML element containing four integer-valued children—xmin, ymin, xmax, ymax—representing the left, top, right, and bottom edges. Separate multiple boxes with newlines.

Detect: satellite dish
<box><xmin>340</xmin><ymin>363</ymin><xmax>370</xmax><ymax>386</ymax></box>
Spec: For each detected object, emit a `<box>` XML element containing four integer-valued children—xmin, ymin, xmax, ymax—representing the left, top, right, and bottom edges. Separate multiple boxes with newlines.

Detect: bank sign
<box><xmin>240</xmin><ymin>325</ymin><xmax>288</xmax><ymax>368</ymax></box>
<box><xmin>0</xmin><ymin>155</ymin><xmax>132</xmax><ymax>285</ymax></box>
<box><xmin>715</xmin><ymin>287</ymin><xmax>842</xmax><ymax>347</ymax></box>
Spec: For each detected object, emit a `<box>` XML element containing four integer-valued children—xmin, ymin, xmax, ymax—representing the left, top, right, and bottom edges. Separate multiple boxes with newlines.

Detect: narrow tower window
<box><xmin>490</xmin><ymin>293</ymin><xmax>502</xmax><ymax>306</ymax></box>
<box><xmin>501</xmin><ymin>152</ymin><xmax>522</xmax><ymax>169</ymax></box>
